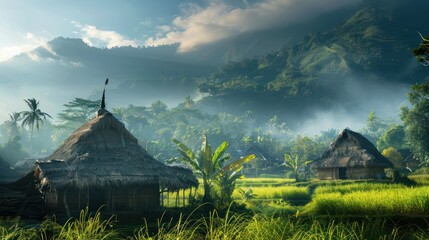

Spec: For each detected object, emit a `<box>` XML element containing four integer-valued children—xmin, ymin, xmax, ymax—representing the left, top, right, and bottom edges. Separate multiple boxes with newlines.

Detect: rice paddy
<box><xmin>2</xmin><ymin>177</ymin><xmax>429</xmax><ymax>239</ymax></box>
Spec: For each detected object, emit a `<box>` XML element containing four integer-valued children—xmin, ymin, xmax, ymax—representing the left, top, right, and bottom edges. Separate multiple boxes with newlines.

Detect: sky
<box><xmin>0</xmin><ymin>0</ymin><xmax>361</xmax><ymax>61</ymax></box>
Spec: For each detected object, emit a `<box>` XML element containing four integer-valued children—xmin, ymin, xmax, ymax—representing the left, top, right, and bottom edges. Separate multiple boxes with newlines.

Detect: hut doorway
<box><xmin>89</xmin><ymin>188</ymin><xmax>106</xmax><ymax>211</ymax></box>
<box><xmin>338</xmin><ymin>167</ymin><xmax>347</xmax><ymax>179</ymax></box>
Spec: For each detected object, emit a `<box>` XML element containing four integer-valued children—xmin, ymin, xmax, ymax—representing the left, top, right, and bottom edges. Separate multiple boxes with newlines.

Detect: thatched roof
<box><xmin>36</xmin><ymin>108</ymin><xmax>198</xmax><ymax>191</ymax></box>
<box><xmin>0</xmin><ymin>171</ymin><xmax>44</xmax><ymax>219</ymax></box>
<box><xmin>243</xmin><ymin>145</ymin><xmax>281</xmax><ymax>163</ymax></box>
<box><xmin>0</xmin><ymin>158</ymin><xmax>20</xmax><ymax>183</ymax></box>
<box><xmin>312</xmin><ymin>129</ymin><xmax>393</xmax><ymax>169</ymax></box>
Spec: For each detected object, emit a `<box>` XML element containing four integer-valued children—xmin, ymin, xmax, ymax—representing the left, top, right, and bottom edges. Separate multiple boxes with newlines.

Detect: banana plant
<box><xmin>215</xmin><ymin>165</ymin><xmax>244</xmax><ymax>206</ymax></box>
<box><xmin>171</xmin><ymin>134</ymin><xmax>255</xmax><ymax>203</ymax></box>
<box><xmin>283</xmin><ymin>153</ymin><xmax>312</xmax><ymax>182</ymax></box>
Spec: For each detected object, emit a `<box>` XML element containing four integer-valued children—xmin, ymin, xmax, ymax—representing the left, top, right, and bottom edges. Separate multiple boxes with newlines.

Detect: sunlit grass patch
<box><xmin>314</xmin><ymin>182</ymin><xmax>407</xmax><ymax>195</ymax></box>
<box><xmin>233</xmin><ymin>186</ymin><xmax>311</xmax><ymax>206</ymax></box>
<box><xmin>236</xmin><ymin>178</ymin><xmax>295</xmax><ymax>187</ymax></box>
<box><xmin>409</xmin><ymin>175</ymin><xmax>429</xmax><ymax>186</ymax></box>
<box><xmin>306</xmin><ymin>186</ymin><xmax>429</xmax><ymax>216</ymax></box>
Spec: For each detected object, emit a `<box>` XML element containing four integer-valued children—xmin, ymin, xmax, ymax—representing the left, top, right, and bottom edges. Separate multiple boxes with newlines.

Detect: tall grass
<box><xmin>2</xmin><ymin>204</ymin><xmax>429</xmax><ymax>239</ymax></box>
<box><xmin>56</xmin><ymin>208</ymin><xmax>119</xmax><ymax>240</ymax></box>
<box><xmin>133</xmin><ymin>208</ymin><xmax>429</xmax><ymax>240</ymax></box>
<box><xmin>0</xmin><ymin>208</ymin><xmax>119</xmax><ymax>240</ymax></box>
<box><xmin>0</xmin><ymin>224</ymin><xmax>24</xmax><ymax>240</ymax></box>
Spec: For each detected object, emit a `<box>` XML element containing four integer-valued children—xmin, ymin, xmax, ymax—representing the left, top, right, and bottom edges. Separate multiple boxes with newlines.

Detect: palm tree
<box><xmin>241</xmin><ymin>135</ymin><xmax>252</xmax><ymax>148</ymax></box>
<box><xmin>20</xmin><ymin>98</ymin><xmax>52</xmax><ymax>154</ymax></box>
<box><xmin>171</xmin><ymin>134</ymin><xmax>255</xmax><ymax>203</ymax></box>
<box><xmin>183</xmin><ymin>96</ymin><xmax>195</xmax><ymax>109</ymax></box>
<box><xmin>7</xmin><ymin>112</ymin><xmax>21</xmax><ymax>138</ymax></box>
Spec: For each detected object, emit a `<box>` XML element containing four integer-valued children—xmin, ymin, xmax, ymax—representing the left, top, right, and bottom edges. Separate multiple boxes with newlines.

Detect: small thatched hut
<box><xmin>240</xmin><ymin>146</ymin><xmax>281</xmax><ymax>177</ymax></box>
<box><xmin>35</xmin><ymin>102</ymin><xmax>198</xmax><ymax>216</ymax></box>
<box><xmin>312</xmin><ymin>129</ymin><xmax>393</xmax><ymax>180</ymax></box>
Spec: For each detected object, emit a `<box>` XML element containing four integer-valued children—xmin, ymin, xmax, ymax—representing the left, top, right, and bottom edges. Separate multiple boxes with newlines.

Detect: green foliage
<box><xmin>401</xmin><ymin>81</ymin><xmax>429</xmax><ymax>165</ymax></box>
<box><xmin>150</xmin><ymin>100</ymin><xmax>168</xmax><ymax>115</ymax></box>
<box><xmin>183</xmin><ymin>96</ymin><xmax>195</xmax><ymax>109</ymax></box>
<box><xmin>20</xmin><ymin>98</ymin><xmax>52</xmax><ymax>154</ymax></box>
<box><xmin>362</xmin><ymin>111</ymin><xmax>390</xmax><ymax>144</ymax></box>
<box><xmin>196</xmin><ymin>7</ymin><xmax>414</xmax><ymax>100</ymax></box>
<box><xmin>171</xmin><ymin>135</ymin><xmax>255</xmax><ymax>203</ymax></box>
<box><xmin>238</xmin><ymin>188</ymin><xmax>257</xmax><ymax>202</ymax></box>
<box><xmin>290</xmin><ymin>136</ymin><xmax>323</xmax><ymax>162</ymax></box>
<box><xmin>4</xmin><ymin>112</ymin><xmax>21</xmax><ymax>139</ymax></box>
<box><xmin>56</xmin><ymin>98</ymin><xmax>100</xmax><ymax>130</ymax></box>
<box><xmin>413</xmin><ymin>32</ymin><xmax>429</xmax><ymax>66</ymax></box>
<box><xmin>377</xmin><ymin>124</ymin><xmax>407</xmax><ymax>151</ymax></box>
<box><xmin>314</xmin><ymin>128</ymin><xmax>338</xmax><ymax>147</ymax></box>
<box><xmin>20</xmin><ymin>98</ymin><xmax>52</xmax><ymax>133</ymax></box>
<box><xmin>283</xmin><ymin>154</ymin><xmax>311</xmax><ymax>182</ymax></box>
<box><xmin>0</xmin><ymin>136</ymin><xmax>29</xmax><ymax>165</ymax></box>
<box><xmin>382</xmin><ymin>147</ymin><xmax>403</xmax><ymax>169</ymax></box>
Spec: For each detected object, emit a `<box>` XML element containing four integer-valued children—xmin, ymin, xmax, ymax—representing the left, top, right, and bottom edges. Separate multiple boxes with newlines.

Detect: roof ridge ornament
<box><xmin>101</xmin><ymin>78</ymin><xmax>109</xmax><ymax>109</ymax></box>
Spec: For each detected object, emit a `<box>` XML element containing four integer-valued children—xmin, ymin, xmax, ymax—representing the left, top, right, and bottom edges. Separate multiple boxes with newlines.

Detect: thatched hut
<box><xmin>0</xmin><ymin>158</ymin><xmax>20</xmax><ymax>183</ymax></box>
<box><xmin>240</xmin><ymin>146</ymin><xmax>281</xmax><ymax>177</ymax></box>
<box><xmin>0</xmin><ymin>172</ymin><xmax>44</xmax><ymax>219</ymax></box>
<box><xmin>35</xmin><ymin>106</ymin><xmax>198</xmax><ymax>216</ymax></box>
<box><xmin>312</xmin><ymin>129</ymin><xmax>393</xmax><ymax>180</ymax></box>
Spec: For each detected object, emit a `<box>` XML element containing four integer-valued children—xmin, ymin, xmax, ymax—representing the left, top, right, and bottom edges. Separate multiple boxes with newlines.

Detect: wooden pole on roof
<box><xmin>101</xmin><ymin>78</ymin><xmax>109</xmax><ymax>109</ymax></box>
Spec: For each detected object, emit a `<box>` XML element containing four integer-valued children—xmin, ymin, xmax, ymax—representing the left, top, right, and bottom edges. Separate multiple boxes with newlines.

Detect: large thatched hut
<box><xmin>312</xmin><ymin>129</ymin><xmax>393</xmax><ymax>180</ymax></box>
<box><xmin>35</xmin><ymin>103</ymin><xmax>198</xmax><ymax>216</ymax></box>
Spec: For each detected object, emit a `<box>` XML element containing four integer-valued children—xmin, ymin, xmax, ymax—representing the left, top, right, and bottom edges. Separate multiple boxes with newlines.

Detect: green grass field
<box><xmin>2</xmin><ymin>176</ymin><xmax>429</xmax><ymax>239</ymax></box>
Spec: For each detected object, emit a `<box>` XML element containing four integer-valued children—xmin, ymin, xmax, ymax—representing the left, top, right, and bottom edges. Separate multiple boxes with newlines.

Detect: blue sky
<box><xmin>0</xmin><ymin>0</ymin><xmax>361</xmax><ymax>61</ymax></box>
<box><xmin>0</xmin><ymin>0</ymin><xmax>185</xmax><ymax>60</ymax></box>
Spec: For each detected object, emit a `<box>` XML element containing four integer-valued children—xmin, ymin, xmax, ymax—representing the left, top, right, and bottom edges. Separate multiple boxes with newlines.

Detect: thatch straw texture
<box><xmin>0</xmin><ymin>171</ymin><xmax>44</xmax><ymax>219</ymax></box>
<box><xmin>36</xmin><ymin>109</ymin><xmax>198</xmax><ymax>191</ymax></box>
<box><xmin>312</xmin><ymin>129</ymin><xmax>393</xmax><ymax>169</ymax></box>
<box><xmin>0</xmin><ymin>158</ymin><xmax>20</xmax><ymax>183</ymax></box>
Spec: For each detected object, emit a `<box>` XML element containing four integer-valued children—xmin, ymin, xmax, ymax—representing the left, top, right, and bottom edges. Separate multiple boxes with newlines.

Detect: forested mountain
<box><xmin>196</xmin><ymin>3</ymin><xmax>429</xmax><ymax>129</ymax></box>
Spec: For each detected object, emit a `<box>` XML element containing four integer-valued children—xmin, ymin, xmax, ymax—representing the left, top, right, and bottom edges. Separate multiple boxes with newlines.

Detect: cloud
<box><xmin>140</xmin><ymin>18</ymin><xmax>153</xmax><ymax>27</ymax></box>
<box><xmin>0</xmin><ymin>32</ymin><xmax>54</xmax><ymax>62</ymax></box>
<box><xmin>145</xmin><ymin>0</ymin><xmax>361</xmax><ymax>52</ymax></box>
<box><xmin>73</xmin><ymin>21</ymin><xmax>139</xmax><ymax>48</ymax></box>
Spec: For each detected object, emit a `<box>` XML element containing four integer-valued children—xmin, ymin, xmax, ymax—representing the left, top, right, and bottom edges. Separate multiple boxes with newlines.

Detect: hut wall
<box><xmin>348</xmin><ymin>167</ymin><xmax>385</xmax><ymax>179</ymax></box>
<box><xmin>317</xmin><ymin>168</ymin><xmax>338</xmax><ymax>180</ymax></box>
<box><xmin>45</xmin><ymin>190</ymin><xmax>60</xmax><ymax>214</ymax></box>
<box><xmin>317</xmin><ymin>167</ymin><xmax>386</xmax><ymax>180</ymax></box>
<box><xmin>111</xmin><ymin>183</ymin><xmax>160</xmax><ymax>211</ymax></box>
<box><xmin>45</xmin><ymin>183</ymin><xmax>160</xmax><ymax>215</ymax></box>
<box><xmin>45</xmin><ymin>188</ymin><xmax>91</xmax><ymax>215</ymax></box>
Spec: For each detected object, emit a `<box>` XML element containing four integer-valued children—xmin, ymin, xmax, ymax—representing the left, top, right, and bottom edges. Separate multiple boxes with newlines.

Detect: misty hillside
<box><xmin>196</xmin><ymin>3</ymin><xmax>429</xmax><ymax>130</ymax></box>
<box><xmin>0</xmin><ymin>0</ymin><xmax>428</xmax><ymax>132</ymax></box>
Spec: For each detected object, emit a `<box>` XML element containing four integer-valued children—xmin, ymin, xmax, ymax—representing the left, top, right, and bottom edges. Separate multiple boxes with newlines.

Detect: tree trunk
<box><xmin>202</xmin><ymin>179</ymin><xmax>212</xmax><ymax>203</ymax></box>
